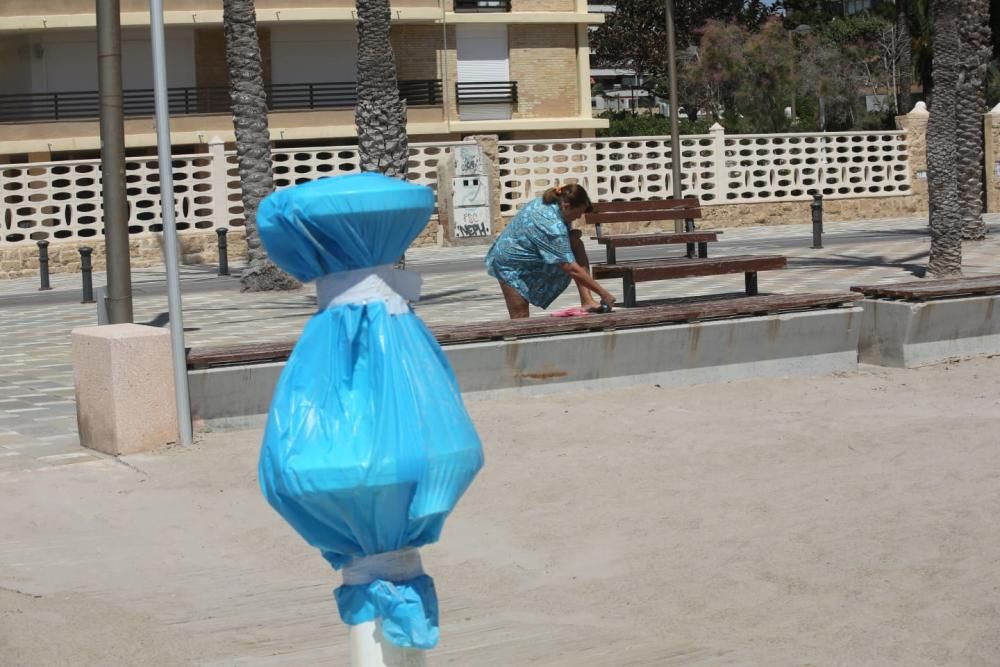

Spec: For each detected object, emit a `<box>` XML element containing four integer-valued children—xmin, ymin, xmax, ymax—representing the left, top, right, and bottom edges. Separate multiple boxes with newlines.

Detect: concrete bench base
<box><xmin>189</xmin><ymin>307</ymin><xmax>862</xmax><ymax>431</ymax></box>
<box><xmin>858</xmin><ymin>295</ymin><xmax>1000</xmax><ymax>368</ymax></box>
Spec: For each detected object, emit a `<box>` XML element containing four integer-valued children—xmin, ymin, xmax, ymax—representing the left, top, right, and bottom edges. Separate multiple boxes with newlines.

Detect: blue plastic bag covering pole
<box><xmin>256</xmin><ymin>173</ymin><xmax>485</xmax><ymax>659</ymax></box>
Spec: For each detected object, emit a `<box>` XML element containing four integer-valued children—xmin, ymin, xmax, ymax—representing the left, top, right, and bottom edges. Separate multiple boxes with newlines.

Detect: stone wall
<box><xmin>984</xmin><ymin>105</ymin><xmax>1000</xmax><ymax>213</ymax></box>
<box><xmin>0</xmin><ymin>218</ymin><xmax>441</xmax><ymax>280</ymax></box>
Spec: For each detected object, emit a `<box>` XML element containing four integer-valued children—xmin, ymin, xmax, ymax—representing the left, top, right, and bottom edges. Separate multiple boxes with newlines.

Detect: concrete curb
<box><xmin>189</xmin><ymin>307</ymin><xmax>863</xmax><ymax>431</ymax></box>
<box><xmin>858</xmin><ymin>295</ymin><xmax>1000</xmax><ymax>368</ymax></box>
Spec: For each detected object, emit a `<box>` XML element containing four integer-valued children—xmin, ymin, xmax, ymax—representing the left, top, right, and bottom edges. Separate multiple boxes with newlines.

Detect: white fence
<box><xmin>0</xmin><ymin>127</ymin><xmax>911</xmax><ymax>246</ymax></box>
<box><xmin>497</xmin><ymin>127</ymin><xmax>912</xmax><ymax>215</ymax></box>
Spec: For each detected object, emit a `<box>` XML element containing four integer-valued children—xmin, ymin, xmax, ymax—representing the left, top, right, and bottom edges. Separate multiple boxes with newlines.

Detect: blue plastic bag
<box><xmin>256</xmin><ymin>173</ymin><xmax>484</xmax><ymax>649</ymax></box>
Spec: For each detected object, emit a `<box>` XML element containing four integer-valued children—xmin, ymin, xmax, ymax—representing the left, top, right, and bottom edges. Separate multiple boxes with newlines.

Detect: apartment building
<box><xmin>0</xmin><ymin>0</ymin><xmax>607</xmax><ymax>162</ymax></box>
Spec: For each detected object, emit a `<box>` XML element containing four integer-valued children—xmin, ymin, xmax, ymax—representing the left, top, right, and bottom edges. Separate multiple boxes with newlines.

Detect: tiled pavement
<box><xmin>3</xmin><ymin>214</ymin><xmax>1000</xmax><ymax>469</ymax></box>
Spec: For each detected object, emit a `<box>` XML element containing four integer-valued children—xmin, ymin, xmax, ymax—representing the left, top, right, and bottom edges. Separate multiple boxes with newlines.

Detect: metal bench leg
<box><xmin>623</xmin><ymin>273</ymin><xmax>637</xmax><ymax>307</ymax></box>
<box><xmin>745</xmin><ymin>272</ymin><xmax>759</xmax><ymax>296</ymax></box>
<box><xmin>606</xmin><ymin>245</ymin><xmax>616</xmax><ymax>265</ymax></box>
<box><xmin>686</xmin><ymin>242</ymin><xmax>695</xmax><ymax>259</ymax></box>
<box><xmin>697</xmin><ymin>242</ymin><xmax>708</xmax><ymax>258</ymax></box>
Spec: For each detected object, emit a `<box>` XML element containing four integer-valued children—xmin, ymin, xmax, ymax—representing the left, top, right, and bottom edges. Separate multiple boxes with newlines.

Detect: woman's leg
<box><xmin>569</xmin><ymin>229</ymin><xmax>600</xmax><ymax>309</ymax></box>
<box><xmin>499</xmin><ymin>281</ymin><xmax>530</xmax><ymax>319</ymax></box>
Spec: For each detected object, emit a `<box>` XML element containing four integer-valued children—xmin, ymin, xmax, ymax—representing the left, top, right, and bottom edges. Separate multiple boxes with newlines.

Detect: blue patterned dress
<box><xmin>485</xmin><ymin>198</ymin><xmax>576</xmax><ymax>309</ymax></box>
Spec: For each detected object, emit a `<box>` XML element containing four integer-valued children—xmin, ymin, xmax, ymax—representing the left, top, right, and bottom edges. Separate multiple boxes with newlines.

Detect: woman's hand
<box><xmin>562</xmin><ymin>262</ymin><xmax>617</xmax><ymax>310</ymax></box>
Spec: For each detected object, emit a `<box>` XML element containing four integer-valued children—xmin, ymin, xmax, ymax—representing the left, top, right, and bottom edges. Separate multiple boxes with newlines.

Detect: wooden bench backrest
<box><xmin>585</xmin><ymin>197</ymin><xmax>702</xmax><ymax>226</ymax></box>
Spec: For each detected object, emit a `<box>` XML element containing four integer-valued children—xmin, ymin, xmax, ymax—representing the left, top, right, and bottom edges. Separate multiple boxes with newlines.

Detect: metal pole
<box><xmin>79</xmin><ymin>247</ymin><xmax>96</xmax><ymax>304</ymax></box>
<box><xmin>216</xmin><ymin>227</ymin><xmax>230</xmax><ymax>276</ymax></box>
<box><xmin>37</xmin><ymin>240</ymin><xmax>52</xmax><ymax>291</ymax></box>
<box><xmin>149</xmin><ymin>0</ymin><xmax>193</xmax><ymax>447</ymax></box>
<box><xmin>811</xmin><ymin>193</ymin><xmax>824</xmax><ymax>249</ymax></box>
<box><xmin>665</xmin><ymin>0</ymin><xmax>684</xmax><ymax>232</ymax></box>
<box><xmin>97</xmin><ymin>0</ymin><xmax>134</xmax><ymax>323</ymax></box>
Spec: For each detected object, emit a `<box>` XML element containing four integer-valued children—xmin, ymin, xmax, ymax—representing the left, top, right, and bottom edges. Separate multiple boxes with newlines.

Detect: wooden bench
<box><xmin>851</xmin><ymin>274</ymin><xmax>1000</xmax><ymax>301</ymax></box>
<box><xmin>186</xmin><ymin>292</ymin><xmax>860</xmax><ymax>369</ymax></box>
<box><xmin>586</xmin><ymin>197</ymin><xmax>720</xmax><ymax>264</ymax></box>
<box><xmin>593</xmin><ymin>255</ymin><xmax>788</xmax><ymax>307</ymax></box>
<box><xmin>584</xmin><ymin>197</ymin><xmax>787</xmax><ymax>307</ymax></box>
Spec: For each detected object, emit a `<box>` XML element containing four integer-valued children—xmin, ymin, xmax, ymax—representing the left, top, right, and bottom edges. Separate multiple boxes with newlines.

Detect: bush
<box><xmin>597</xmin><ymin>111</ymin><xmax>714</xmax><ymax>138</ymax></box>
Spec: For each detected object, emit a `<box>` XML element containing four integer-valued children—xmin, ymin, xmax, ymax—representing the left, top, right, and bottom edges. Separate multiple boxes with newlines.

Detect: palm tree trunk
<box><xmin>897</xmin><ymin>0</ymin><xmax>913</xmax><ymax>113</ymax></box>
<box><xmin>355</xmin><ymin>0</ymin><xmax>409</xmax><ymax>177</ymax></box>
<box><xmin>222</xmin><ymin>0</ymin><xmax>298</xmax><ymax>291</ymax></box>
<box><xmin>956</xmin><ymin>0</ymin><xmax>991</xmax><ymax>241</ymax></box>
<box><xmin>926</xmin><ymin>0</ymin><xmax>962</xmax><ymax>277</ymax></box>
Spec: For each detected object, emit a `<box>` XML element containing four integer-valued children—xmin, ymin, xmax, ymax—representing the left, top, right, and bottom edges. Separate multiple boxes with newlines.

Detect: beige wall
<box><xmin>511</xmin><ymin>0</ymin><xmax>576</xmax><ymax>10</ymax></box>
<box><xmin>984</xmin><ymin>109</ymin><xmax>1000</xmax><ymax>213</ymax></box>
<box><xmin>0</xmin><ymin>221</ymin><xmax>441</xmax><ymax>279</ymax></box>
<box><xmin>509</xmin><ymin>24</ymin><xmax>579</xmax><ymax>119</ymax></box>
<box><xmin>0</xmin><ymin>0</ymin><xmax>442</xmax><ymax>17</ymax></box>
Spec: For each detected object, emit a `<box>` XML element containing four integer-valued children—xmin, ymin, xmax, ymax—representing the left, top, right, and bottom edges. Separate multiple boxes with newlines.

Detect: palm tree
<box><xmin>222</xmin><ymin>0</ymin><xmax>298</xmax><ymax>291</ymax></box>
<box><xmin>355</xmin><ymin>0</ymin><xmax>410</xmax><ymax>270</ymax></box>
<box><xmin>956</xmin><ymin>0</ymin><xmax>991</xmax><ymax>241</ymax></box>
<box><xmin>354</xmin><ymin>0</ymin><xmax>409</xmax><ymax>177</ymax></box>
<box><xmin>926</xmin><ymin>0</ymin><xmax>962</xmax><ymax>277</ymax></box>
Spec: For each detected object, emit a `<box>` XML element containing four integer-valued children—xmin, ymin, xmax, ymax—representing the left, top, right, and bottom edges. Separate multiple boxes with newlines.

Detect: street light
<box><xmin>665</xmin><ymin>0</ymin><xmax>683</xmax><ymax>230</ymax></box>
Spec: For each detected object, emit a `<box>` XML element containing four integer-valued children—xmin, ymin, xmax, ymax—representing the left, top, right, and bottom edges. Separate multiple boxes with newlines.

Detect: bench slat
<box><xmin>594</xmin><ymin>231</ymin><xmax>720</xmax><ymax>247</ymax></box>
<box><xmin>851</xmin><ymin>274</ymin><xmax>1000</xmax><ymax>301</ymax></box>
<box><xmin>586</xmin><ymin>209</ymin><xmax>702</xmax><ymax>225</ymax></box>
<box><xmin>433</xmin><ymin>293</ymin><xmax>859</xmax><ymax>343</ymax></box>
<box><xmin>593</xmin><ymin>255</ymin><xmax>787</xmax><ymax>281</ymax></box>
<box><xmin>590</xmin><ymin>197</ymin><xmax>701</xmax><ymax>213</ymax></box>
<box><xmin>186</xmin><ymin>292</ymin><xmax>863</xmax><ymax>367</ymax></box>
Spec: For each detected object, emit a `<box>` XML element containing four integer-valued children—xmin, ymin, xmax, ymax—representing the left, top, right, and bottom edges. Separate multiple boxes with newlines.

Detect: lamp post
<box><xmin>665</xmin><ymin>0</ymin><xmax>683</xmax><ymax>231</ymax></box>
<box><xmin>789</xmin><ymin>24</ymin><xmax>812</xmax><ymax>124</ymax></box>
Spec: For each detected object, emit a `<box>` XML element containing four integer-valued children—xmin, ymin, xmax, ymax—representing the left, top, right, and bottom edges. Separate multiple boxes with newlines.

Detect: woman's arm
<box><xmin>560</xmin><ymin>262</ymin><xmax>616</xmax><ymax>307</ymax></box>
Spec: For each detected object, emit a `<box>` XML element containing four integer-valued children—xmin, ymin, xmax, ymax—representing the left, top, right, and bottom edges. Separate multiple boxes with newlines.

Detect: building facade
<box><xmin>0</xmin><ymin>0</ymin><xmax>607</xmax><ymax>162</ymax></box>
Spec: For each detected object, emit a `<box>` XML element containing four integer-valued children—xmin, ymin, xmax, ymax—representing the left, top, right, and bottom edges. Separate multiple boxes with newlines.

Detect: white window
<box><xmin>455</xmin><ymin>25</ymin><xmax>511</xmax><ymax>121</ymax></box>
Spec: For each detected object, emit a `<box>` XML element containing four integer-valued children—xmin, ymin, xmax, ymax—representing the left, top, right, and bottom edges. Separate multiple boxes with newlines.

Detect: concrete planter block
<box><xmin>72</xmin><ymin>324</ymin><xmax>179</xmax><ymax>455</ymax></box>
<box><xmin>187</xmin><ymin>308</ymin><xmax>862</xmax><ymax>430</ymax></box>
<box><xmin>858</xmin><ymin>295</ymin><xmax>1000</xmax><ymax>368</ymax></box>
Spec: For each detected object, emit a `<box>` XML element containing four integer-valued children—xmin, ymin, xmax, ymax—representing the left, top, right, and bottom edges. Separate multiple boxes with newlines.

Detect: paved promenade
<box><xmin>2</xmin><ymin>214</ymin><xmax>1000</xmax><ymax>469</ymax></box>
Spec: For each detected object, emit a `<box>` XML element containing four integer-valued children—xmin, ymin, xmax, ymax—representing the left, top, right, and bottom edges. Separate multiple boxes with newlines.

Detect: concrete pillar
<box><xmin>895</xmin><ymin>101</ymin><xmax>929</xmax><ymax>211</ymax></box>
<box><xmin>438</xmin><ymin>135</ymin><xmax>502</xmax><ymax>245</ymax></box>
<box><xmin>983</xmin><ymin>103</ymin><xmax>1000</xmax><ymax>213</ymax></box>
<box><xmin>72</xmin><ymin>324</ymin><xmax>180</xmax><ymax>455</ymax></box>
<box><xmin>207</xmin><ymin>136</ymin><xmax>229</xmax><ymax>231</ymax></box>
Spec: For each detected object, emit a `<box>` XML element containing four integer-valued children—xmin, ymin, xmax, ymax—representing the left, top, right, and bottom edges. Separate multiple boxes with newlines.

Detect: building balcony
<box><xmin>456</xmin><ymin>81</ymin><xmax>518</xmax><ymax>106</ymax></box>
<box><xmin>0</xmin><ymin>80</ymin><xmax>445</xmax><ymax>123</ymax></box>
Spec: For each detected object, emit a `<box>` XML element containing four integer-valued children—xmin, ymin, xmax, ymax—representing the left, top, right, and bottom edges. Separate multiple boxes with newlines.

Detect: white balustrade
<box><xmin>0</xmin><ymin>128</ymin><xmax>911</xmax><ymax>246</ymax></box>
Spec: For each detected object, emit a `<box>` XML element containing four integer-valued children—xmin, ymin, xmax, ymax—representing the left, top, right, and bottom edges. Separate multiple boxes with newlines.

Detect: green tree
<box><xmin>592</xmin><ymin>0</ymin><xmax>774</xmax><ymax>100</ymax></box>
<box><xmin>926</xmin><ymin>0</ymin><xmax>963</xmax><ymax>276</ymax></box>
<box><xmin>222</xmin><ymin>0</ymin><xmax>299</xmax><ymax>291</ymax></box>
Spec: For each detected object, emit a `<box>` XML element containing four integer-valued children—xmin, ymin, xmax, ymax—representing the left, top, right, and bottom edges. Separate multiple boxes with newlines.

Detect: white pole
<box><xmin>350</xmin><ymin>622</ymin><xmax>427</xmax><ymax>667</ymax></box>
<box><xmin>344</xmin><ymin>550</ymin><xmax>428</xmax><ymax>667</ymax></box>
<box><xmin>147</xmin><ymin>0</ymin><xmax>193</xmax><ymax>447</ymax></box>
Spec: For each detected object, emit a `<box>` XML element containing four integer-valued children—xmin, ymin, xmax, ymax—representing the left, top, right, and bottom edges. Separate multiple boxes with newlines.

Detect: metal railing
<box><xmin>456</xmin><ymin>81</ymin><xmax>518</xmax><ymax>106</ymax></box>
<box><xmin>0</xmin><ymin>79</ymin><xmax>444</xmax><ymax>123</ymax></box>
<box><xmin>454</xmin><ymin>0</ymin><xmax>512</xmax><ymax>11</ymax></box>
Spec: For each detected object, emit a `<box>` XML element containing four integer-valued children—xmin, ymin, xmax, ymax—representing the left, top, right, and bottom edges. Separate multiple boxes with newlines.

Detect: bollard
<box><xmin>79</xmin><ymin>246</ymin><xmax>95</xmax><ymax>304</ymax></box>
<box><xmin>37</xmin><ymin>240</ymin><xmax>53</xmax><ymax>291</ymax></box>
<box><xmin>810</xmin><ymin>192</ymin><xmax>824</xmax><ymax>249</ymax></box>
<box><xmin>216</xmin><ymin>227</ymin><xmax>230</xmax><ymax>276</ymax></box>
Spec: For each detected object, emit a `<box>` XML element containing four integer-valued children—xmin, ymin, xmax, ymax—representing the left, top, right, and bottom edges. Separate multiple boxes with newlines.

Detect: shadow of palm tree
<box><xmin>788</xmin><ymin>250</ymin><xmax>929</xmax><ymax>277</ymax></box>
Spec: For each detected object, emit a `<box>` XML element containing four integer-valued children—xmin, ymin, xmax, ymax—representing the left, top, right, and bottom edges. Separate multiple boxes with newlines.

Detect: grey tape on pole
<box><xmin>316</xmin><ymin>265</ymin><xmax>422</xmax><ymax>316</ymax></box>
<box><xmin>342</xmin><ymin>548</ymin><xmax>425</xmax><ymax>587</ymax></box>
